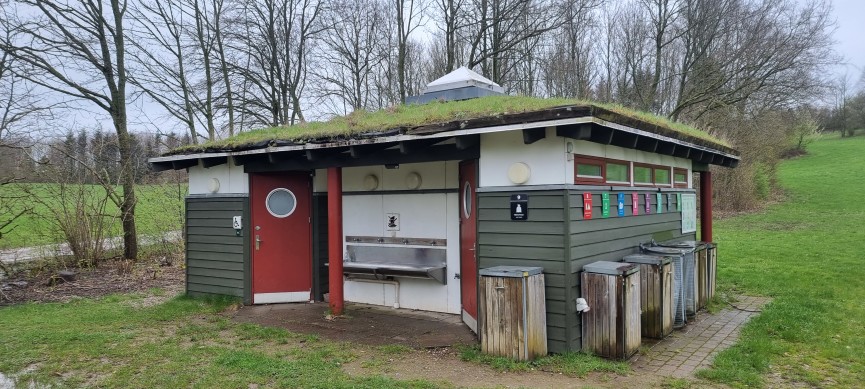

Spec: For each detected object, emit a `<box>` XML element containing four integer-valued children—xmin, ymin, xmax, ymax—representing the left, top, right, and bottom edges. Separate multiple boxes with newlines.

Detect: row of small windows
<box><xmin>574</xmin><ymin>156</ymin><xmax>688</xmax><ymax>188</ymax></box>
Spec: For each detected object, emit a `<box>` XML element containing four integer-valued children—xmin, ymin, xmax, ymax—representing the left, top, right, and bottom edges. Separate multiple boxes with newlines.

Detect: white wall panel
<box><xmin>341</xmin><ymin>192</ymin><xmax>461</xmax><ymax>314</ymax></box>
<box><xmin>188</xmin><ymin>158</ymin><xmax>249</xmax><ymax>194</ymax></box>
<box><xmin>312</xmin><ymin>162</ymin><xmax>457</xmax><ymax>193</ymax></box>
<box><xmin>571</xmin><ymin>140</ymin><xmax>691</xmax><ymax>169</ymax></box>
<box><xmin>479</xmin><ymin>128</ymin><xmax>568</xmax><ymax>187</ymax></box>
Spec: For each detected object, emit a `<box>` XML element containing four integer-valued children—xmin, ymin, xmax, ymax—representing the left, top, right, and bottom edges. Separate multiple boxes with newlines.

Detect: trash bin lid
<box><xmin>623</xmin><ymin>254</ymin><xmax>672</xmax><ymax>266</ymax></box>
<box><xmin>582</xmin><ymin>261</ymin><xmax>638</xmax><ymax>276</ymax></box>
<box><xmin>479</xmin><ymin>266</ymin><xmax>544</xmax><ymax>278</ymax></box>
<box><xmin>656</xmin><ymin>240</ymin><xmax>708</xmax><ymax>250</ymax></box>
<box><xmin>641</xmin><ymin>245</ymin><xmax>688</xmax><ymax>256</ymax></box>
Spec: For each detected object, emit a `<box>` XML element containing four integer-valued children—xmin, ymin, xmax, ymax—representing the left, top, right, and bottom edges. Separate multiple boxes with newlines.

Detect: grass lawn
<box><xmin>0</xmin><ymin>183</ymin><xmax>186</xmax><ymax>250</ymax></box>
<box><xmin>699</xmin><ymin>134</ymin><xmax>865</xmax><ymax>387</ymax></box>
<box><xmin>0</xmin><ymin>292</ymin><xmax>627</xmax><ymax>388</ymax></box>
<box><xmin>0</xmin><ymin>294</ymin><xmax>441</xmax><ymax>388</ymax></box>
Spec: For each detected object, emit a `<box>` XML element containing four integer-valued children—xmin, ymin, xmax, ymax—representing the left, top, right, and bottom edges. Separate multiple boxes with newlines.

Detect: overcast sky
<box><xmin>30</xmin><ymin>0</ymin><xmax>865</xmax><ymax>138</ymax></box>
<box><xmin>832</xmin><ymin>0</ymin><xmax>865</xmax><ymax>82</ymax></box>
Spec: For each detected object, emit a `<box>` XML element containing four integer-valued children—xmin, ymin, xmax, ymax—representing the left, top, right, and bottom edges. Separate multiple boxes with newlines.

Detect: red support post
<box><xmin>700</xmin><ymin>170</ymin><xmax>713</xmax><ymax>242</ymax></box>
<box><xmin>327</xmin><ymin>167</ymin><xmax>344</xmax><ymax>316</ymax></box>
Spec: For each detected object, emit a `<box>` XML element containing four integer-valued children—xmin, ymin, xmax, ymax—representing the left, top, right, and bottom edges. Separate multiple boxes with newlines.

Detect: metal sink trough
<box><xmin>341</xmin><ymin>237</ymin><xmax>447</xmax><ymax>284</ymax></box>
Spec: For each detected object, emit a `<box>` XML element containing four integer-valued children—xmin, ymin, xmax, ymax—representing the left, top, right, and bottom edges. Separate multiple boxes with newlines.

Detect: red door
<box><xmin>250</xmin><ymin>172</ymin><xmax>312</xmax><ymax>304</ymax></box>
<box><xmin>459</xmin><ymin>160</ymin><xmax>479</xmax><ymax>332</ymax></box>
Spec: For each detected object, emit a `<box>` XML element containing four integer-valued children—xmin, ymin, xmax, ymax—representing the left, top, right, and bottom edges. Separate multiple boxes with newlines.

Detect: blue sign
<box><xmin>617</xmin><ymin>193</ymin><xmax>625</xmax><ymax>217</ymax></box>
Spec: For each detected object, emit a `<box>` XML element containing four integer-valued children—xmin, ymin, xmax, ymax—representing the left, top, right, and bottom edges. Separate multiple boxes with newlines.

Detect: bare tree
<box><xmin>541</xmin><ymin>0</ymin><xmax>602</xmax><ymax>98</ymax></box>
<box><xmin>2</xmin><ymin>0</ymin><xmax>139</xmax><ymax>259</ymax></box>
<box><xmin>463</xmin><ymin>0</ymin><xmax>562</xmax><ymax>85</ymax></box>
<box><xmin>394</xmin><ymin>0</ymin><xmax>428</xmax><ymax>102</ymax></box>
<box><xmin>315</xmin><ymin>0</ymin><xmax>389</xmax><ymax>113</ymax></box>
<box><xmin>669</xmin><ymin>0</ymin><xmax>836</xmax><ymax>120</ymax></box>
<box><xmin>129</xmin><ymin>0</ymin><xmax>203</xmax><ymax>144</ymax></box>
<box><xmin>231</xmin><ymin>0</ymin><xmax>323</xmax><ymax>126</ymax></box>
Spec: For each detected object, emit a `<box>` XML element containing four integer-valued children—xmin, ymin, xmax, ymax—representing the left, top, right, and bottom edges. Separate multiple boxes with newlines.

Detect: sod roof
<box><xmin>165</xmin><ymin>96</ymin><xmax>736</xmax><ymax>157</ymax></box>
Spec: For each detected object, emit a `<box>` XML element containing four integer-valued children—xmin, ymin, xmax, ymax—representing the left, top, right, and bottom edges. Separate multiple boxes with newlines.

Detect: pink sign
<box><xmin>645</xmin><ymin>193</ymin><xmax>652</xmax><ymax>214</ymax></box>
<box><xmin>632</xmin><ymin>193</ymin><xmax>639</xmax><ymax>215</ymax></box>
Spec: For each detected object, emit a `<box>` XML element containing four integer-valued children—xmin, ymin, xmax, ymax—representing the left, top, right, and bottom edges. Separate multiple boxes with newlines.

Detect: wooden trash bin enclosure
<box><xmin>642</xmin><ymin>244</ymin><xmax>698</xmax><ymax>319</ymax></box>
<box><xmin>479</xmin><ymin>266</ymin><xmax>547</xmax><ymax>361</ymax></box>
<box><xmin>581</xmin><ymin>261</ymin><xmax>641</xmax><ymax>360</ymax></box>
<box><xmin>622</xmin><ymin>254</ymin><xmax>674</xmax><ymax>339</ymax></box>
<box><xmin>705</xmin><ymin>243</ymin><xmax>718</xmax><ymax>301</ymax></box>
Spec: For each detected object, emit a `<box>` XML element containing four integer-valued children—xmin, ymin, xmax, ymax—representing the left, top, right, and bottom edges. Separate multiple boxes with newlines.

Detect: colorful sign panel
<box><xmin>617</xmin><ymin>193</ymin><xmax>625</xmax><ymax>217</ymax></box>
<box><xmin>656</xmin><ymin>193</ymin><xmax>663</xmax><ymax>213</ymax></box>
<box><xmin>677</xmin><ymin>193</ymin><xmax>682</xmax><ymax>211</ymax></box>
<box><xmin>632</xmin><ymin>193</ymin><xmax>639</xmax><ymax>215</ymax></box>
<box><xmin>601</xmin><ymin>193</ymin><xmax>610</xmax><ymax>218</ymax></box>
<box><xmin>681</xmin><ymin>193</ymin><xmax>697</xmax><ymax>233</ymax></box>
<box><xmin>583</xmin><ymin>193</ymin><xmax>593</xmax><ymax>219</ymax></box>
<box><xmin>645</xmin><ymin>193</ymin><xmax>651</xmax><ymax>214</ymax></box>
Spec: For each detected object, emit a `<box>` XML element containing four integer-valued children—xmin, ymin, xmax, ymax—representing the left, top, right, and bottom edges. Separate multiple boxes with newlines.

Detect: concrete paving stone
<box><xmin>633</xmin><ymin>295</ymin><xmax>771</xmax><ymax>379</ymax></box>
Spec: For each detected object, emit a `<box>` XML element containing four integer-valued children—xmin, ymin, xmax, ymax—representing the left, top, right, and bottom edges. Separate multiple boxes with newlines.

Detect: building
<box><xmin>149</xmin><ymin>68</ymin><xmax>738</xmax><ymax>354</ymax></box>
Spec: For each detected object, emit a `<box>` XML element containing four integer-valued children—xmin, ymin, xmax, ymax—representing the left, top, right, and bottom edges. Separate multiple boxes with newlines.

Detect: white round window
<box><xmin>462</xmin><ymin>182</ymin><xmax>472</xmax><ymax>219</ymax></box>
<box><xmin>265</xmin><ymin>188</ymin><xmax>297</xmax><ymax>218</ymax></box>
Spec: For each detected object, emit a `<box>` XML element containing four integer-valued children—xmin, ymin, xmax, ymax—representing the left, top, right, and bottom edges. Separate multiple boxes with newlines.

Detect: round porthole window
<box><xmin>266</xmin><ymin>188</ymin><xmax>297</xmax><ymax>218</ymax></box>
<box><xmin>462</xmin><ymin>182</ymin><xmax>472</xmax><ymax>219</ymax></box>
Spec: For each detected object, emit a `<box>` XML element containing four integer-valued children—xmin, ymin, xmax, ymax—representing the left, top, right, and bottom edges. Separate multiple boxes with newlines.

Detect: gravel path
<box><xmin>0</xmin><ymin>231</ymin><xmax>181</xmax><ymax>265</ymax></box>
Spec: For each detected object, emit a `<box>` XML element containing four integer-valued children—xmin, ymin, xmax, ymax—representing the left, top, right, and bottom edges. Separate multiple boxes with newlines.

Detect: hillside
<box><xmin>704</xmin><ymin>134</ymin><xmax>865</xmax><ymax>387</ymax></box>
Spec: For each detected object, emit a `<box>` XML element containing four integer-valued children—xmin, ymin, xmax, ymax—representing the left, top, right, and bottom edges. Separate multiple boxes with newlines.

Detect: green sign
<box><xmin>677</xmin><ymin>193</ymin><xmax>682</xmax><ymax>211</ymax></box>
<box><xmin>656</xmin><ymin>193</ymin><xmax>663</xmax><ymax>213</ymax></box>
<box><xmin>601</xmin><ymin>193</ymin><xmax>610</xmax><ymax>218</ymax></box>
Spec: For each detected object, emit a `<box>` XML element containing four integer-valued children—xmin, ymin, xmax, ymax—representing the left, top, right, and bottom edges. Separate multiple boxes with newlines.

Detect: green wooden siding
<box><xmin>567</xmin><ymin>189</ymin><xmax>694</xmax><ymax>350</ymax></box>
<box><xmin>185</xmin><ymin>196</ymin><xmax>250</xmax><ymax>303</ymax></box>
<box><xmin>477</xmin><ymin>190</ymin><xmax>571</xmax><ymax>353</ymax></box>
<box><xmin>477</xmin><ymin>188</ymin><xmax>695</xmax><ymax>354</ymax></box>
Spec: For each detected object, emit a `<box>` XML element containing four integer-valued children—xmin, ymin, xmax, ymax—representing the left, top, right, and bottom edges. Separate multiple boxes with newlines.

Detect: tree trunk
<box><xmin>113</xmin><ymin>111</ymin><xmax>138</xmax><ymax>260</ymax></box>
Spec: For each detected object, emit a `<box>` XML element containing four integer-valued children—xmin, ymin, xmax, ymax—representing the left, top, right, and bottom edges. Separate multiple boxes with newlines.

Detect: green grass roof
<box><xmin>169</xmin><ymin>96</ymin><xmax>732</xmax><ymax>155</ymax></box>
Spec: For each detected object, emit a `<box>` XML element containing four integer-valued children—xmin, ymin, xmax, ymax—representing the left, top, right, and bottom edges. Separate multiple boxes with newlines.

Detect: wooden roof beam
<box><xmin>349</xmin><ymin>143</ymin><xmax>393</xmax><ymax>158</ymax></box>
<box><xmin>201</xmin><ymin>156</ymin><xmax>228</xmax><ymax>168</ymax></box>
<box><xmin>635</xmin><ymin>136</ymin><xmax>659</xmax><ymax>153</ymax></box>
<box><xmin>171</xmin><ymin>159</ymin><xmax>198</xmax><ymax>170</ymax></box>
<box><xmin>556</xmin><ymin>123</ymin><xmax>593</xmax><ymax>140</ymax></box>
<box><xmin>656</xmin><ymin>141</ymin><xmax>676</xmax><ymax>156</ymax></box>
<box><xmin>399</xmin><ymin>139</ymin><xmax>442</xmax><ymax>155</ymax></box>
<box><xmin>673</xmin><ymin>145</ymin><xmax>691</xmax><ymax>159</ymax></box>
<box><xmin>455</xmin><ymin>134</ymin><xmax>480</xmax><ymax>150</ymax></box>
<box><xmin>611</xmin><ymin>131</ymin><xmax>639</xmax><ymax>149</ymax></box>
<box><xmin>522</xmin><ymin>127</ymin><xmax>546</xmax><ymax>144</ymax></box>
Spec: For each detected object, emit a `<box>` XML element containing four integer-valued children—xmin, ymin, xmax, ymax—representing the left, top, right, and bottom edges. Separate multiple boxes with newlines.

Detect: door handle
<box><xmin>255</xmin><ymin>235</ymin><xmax>261</xmax><ymax>250</ymax></box>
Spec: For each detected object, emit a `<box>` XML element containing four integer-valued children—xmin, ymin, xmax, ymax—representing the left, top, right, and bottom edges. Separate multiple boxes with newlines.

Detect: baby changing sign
<box><xmin>617</xmin><ymin>193</ymin><xmax>625</xmax><ymax>217</ymax></box>
<box><xmin>583</xmin><ymin>193</ymin><xmax>593</xmax><ymax>219</ymax></box>
<box><xmin>510</xmin><ymin>194</ymin><xmax>528</xmax><ymax>221</ymax></box>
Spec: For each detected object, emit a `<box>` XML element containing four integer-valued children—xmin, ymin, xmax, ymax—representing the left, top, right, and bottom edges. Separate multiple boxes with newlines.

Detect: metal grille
<box><xmin>671</xmin><ymin>255</ymin><xmax>687</xmax><ymax>328</ymax></box>
<box><xmin>682</xmin><ymin>251</ymin><xmax>697</xmax><ymax>317</ymax></box>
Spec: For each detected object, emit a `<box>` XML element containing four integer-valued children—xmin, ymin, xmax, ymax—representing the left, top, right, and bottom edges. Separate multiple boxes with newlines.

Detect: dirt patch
<box><xmin>344</xmin><ymin>346</ymin><xmax>683</xmax><ymax>389</ymax></box>
<box><xmin>0</xmin><ymin>258</ymin><xmax>183</xmax><ymax>306</ymax></box>
<box><xmin>233</xmin><ymin>303</ymin><xmax>477</xmax><ymax>349</ymax></box>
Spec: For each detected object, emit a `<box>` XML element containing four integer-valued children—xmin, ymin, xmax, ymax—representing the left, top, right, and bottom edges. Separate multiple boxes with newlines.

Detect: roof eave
<box><xmin>149</xmin><ymin>116</ymin><xmax>739</xmax><ymax>172</ymax></box>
